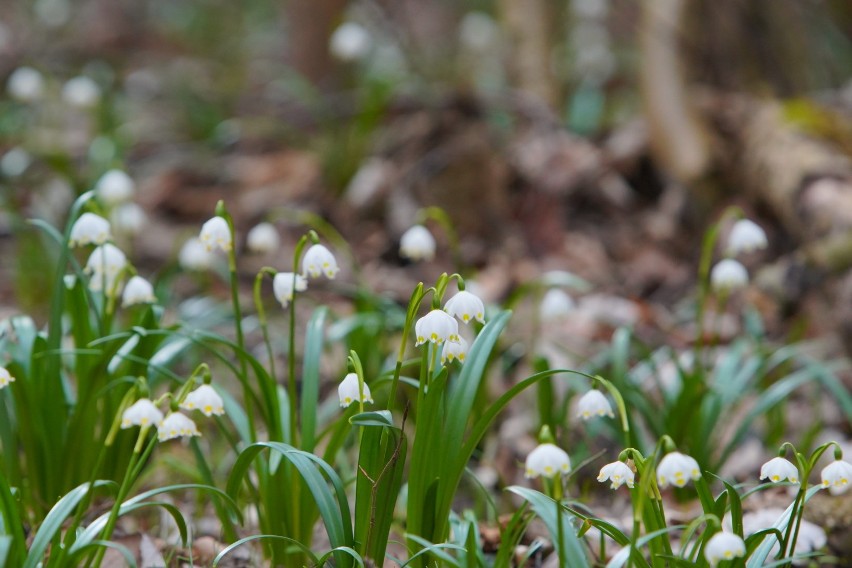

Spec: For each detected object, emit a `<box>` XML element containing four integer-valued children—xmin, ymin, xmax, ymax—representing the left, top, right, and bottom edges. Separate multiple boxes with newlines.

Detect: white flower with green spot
<box><xmin>180</xmin><ymin>385</ymin><xmax>225</xmax><ymax>417</ymax></box>
<box><xmin>727</xmin><ymin>219</ymin><xmax>767</xmax><ymax>256</ymax></box>
<box><xmin>0</xmin><ymin>366</ymin><xmax>16</xmax><ymax>389</ymax></box>
<box><xmin>820</xmin><ymin>459</ymin><xmax>852</xmax><ymax>494</ymax></box>
<box><xmin>525</xmin><ymin>443</ymin><xmax>571</xmax><ymax>479</ymax></box>
<box><xmin>415</xmin><ymin>309</ymin><xmax>459</xmax><ymax>346</ymax></box>
<box><xmin>85</xmin><ymin>243</ymin><xmax>127</xmax><ymax>294</ymax></box>
<box><xmin>121</xmin><ymin>399</ymin><xmax>163</xmax><ymax>429</ymax></box>
<box><xmin>302</xmin><ymin>244</ymin><xmax>339</xmax><ymax>279</ymax></box>
<box><xmin>710</xmin><ymin>259</ymin><xmax>748</xmax><ymax>292</ymax></box>
<box><xmin>273</xmin><ymin>272</ymin><xmax>307</xmax><ymax>308</ymax></box>
<box><xmin>95</xmin><ymin>169</ymin><xmax>135</xmax><ymax>205</ymax></box>
<box><xmin>597</xmin><ymin>461</ymin><xmax>634</xmax><ymax>489</ymax></box>
<box><xmin>199</xmin><ymin>217</ymin><xmax>232</xmax><ymax>253</ymax></box>
<box><xmin>441</xmin><ymin>337</ymin><xmax>469</xmax><ymax>364</ymax></box>
<box><xmin>657</xmin><ymin>451</ymin><xmax>701</xmax><ymax>488</ymax></box>
<box><xmin>179</xmin><ymin>237</ymin><xmax>214</xmax><ymax>271</ymax></box>
<box><xmin>158</xmin><ymin>412</ymin><xmax>200</xmax><ymax>441</ymax></box>
<box><xmin>704</xmin><ymin>532</ymin><xmax>745</xmax><ymax>567</ymax></box>
<box><xmin>759</xmin><ymin>457</ymin><xmax>799</xmax><ymax>484</ymax></box>
<box><xmin>338</xmin><ymin>373</ymin><xmax>373</xmax><ymax>408</ymax></box>
<box><xmin>69</xmin><ymin>213</ymin><xmax>111</xmax><ymax>247</ymax></box>
<box><xmin>577</xmin><ymin>390</ymin><xmax>614</xmax><ymax>420</ymax></box>
<box><xmin>444</xmin><ymin>291</ymin><xmax>485</xmax><ymax>325</ymax></box>
<box><xmin>400</xmin><ymin>225</ymin><xmax>436</xmax><ymax>261</ymax></box>
<box><xmin>122</xmin><ymin>275</ymin><xmax>156</xmax><ymax>307</ymax></box>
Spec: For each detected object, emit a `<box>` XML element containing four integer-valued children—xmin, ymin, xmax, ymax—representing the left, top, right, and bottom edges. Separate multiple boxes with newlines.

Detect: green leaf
<box><xmin>507</xmin><ymin>487</ymin><xmax>588</xmax><ymax>567</ymax></box>
<box><xmin>745</xmin><ymin>486</ymin><xmax>822</xmax><ymax>567</ymax></box>
<box><xmin>301</xmin><ymin>307</ymin><xmax>328</xmax><ymax>453</ymax></box>
<box><xmin>213</xmin><ymin>535</ymin><xmax>319</xmax><ymax>567</ymax></box>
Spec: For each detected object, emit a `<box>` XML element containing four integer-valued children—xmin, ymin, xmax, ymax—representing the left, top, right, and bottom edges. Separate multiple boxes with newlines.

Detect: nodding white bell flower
<box><xmin>441</xmin><ymin>337</ymin><xmax>469</xmax><ymax>364</ymax></box>
<box><xmin>577</xmin><ymin>390</ymin><xmax>614</xmax><ymax>420</ymax></box>
<box><xmin>85</xmin><ymin>243</ymin><xmax>127</xmax><ymax>293</ymax></box>
<box><xmin>710</xmin><ymin>259</ymin><xmax>748</xmax><ymax>292</ymax></box>
<box><xmin>415</xmin><ymin>309</ymin><xmax>460</xmax><ymax>346</ymax></box>
<box><xmin>121</xmin><ymin>399</ymin><xmax>163</xmax><ymax>429</ymax></box>
<box><xmin>657</xmin><ymin>451</ymin><xmax>701</xmax><ymax>488</ymax></box>
<box><xmin>7</xmin><ymin>66</ymin><xmax>45</xmax><ymax>102</ymax></box>
<box><xmin>246</xmin><ymin>222</ymin><xmax>280</xmax><ymax>254</ymax></box>
<box><xmin>199</xmin><ymin>216</ymin><xmax>232</xmax><ymax>253</ymax></box>
<box><xmin>95</xmin><ymin>169</ymin><xmax>135</xmax><ymax>205</ymax></box>
<box><xmin>525</xmin><ymin>443</ymin><xmax>571</xmax><ymax>479</ymax></box>
<box><xmin>158</xmin><ymin>412</ymin><xmax>200</xmax><ymax>441</ymax></box>
<box><xmin>0</xmin><ymin>147</ymin><xmax>32</xmax><ymax>177</ymax></box>
<box><xmin>820</xmin><ymin>459</ymin><xmax>852</xmax><ymax>494</ymax></box>
<box><xmin>597</xmin><ymin>461</ymin><xmax>635</xmax><ymax>489</ymax></box>
<box><xmin>727</xmin><ymin>219</ymin><xmax>767</xmax><ymax>256</ymax></box>
<box><xmin>69</xmin><ymin>212</ymin><xmax>111</xmax><ymax>247</ymax></box>
<box><xmin>399</xmin><ymin>225</ymin><xmax>436</xmax><ymax>261</ymax></box>
<box><xmin>272</xmin><ymin>272</ymin><xmax>307</xmax><ymax>308</ymax></box>
<box><xmin>179</xmin><ymin>237</ymin><xmax>214</xmax><ymax>271</ymax></box>
<box><xmin>302</xmin><ymin>244</ymin><xmax>339</xmax><ymax>279</ymax></box>
<box><xmin>180</xmin><ymin>384</ymin><xmax>225</xmax><ymax>417</ymax></box>
<box><xmin>111</xmin><ymin>202</ymin><xmax>146</xmax><ymax>236</ymax></box>
<box><xmin>62</xmin><ymin>76</ymin><xmax>101</xmax><ymax>108</ymax></box>
<box><xmin>338</xmin><ymin>373</ymin><xmax>373</xmax><ymax>408</ymax></box>
<box><xmin>539</xmin><ymin>289</ymin><xmax>575</xmax><ymax>322</ymax></box>
<box><xmin>330</xmin><ymin>22</ymin><xmax>372</xmax><ymax>62</ymax></box>
<box><xmin>444</xmin><ymin>291</ymin><xmax>486</xmax><ymax>325</ymax></box>
<box><xmin>704</xmin><ymin>532</ymin><xmax>745</xmax><ymax>567</ymax></box>
<box><xmin>122</xmin><ymin>275</ymin><xmax>156</xmax><ymax>307</ymax></box>
<box><xmin>0</xmin><ymin>366</ymin><xmax>15</xmax><ymax>389</ymax></box>
<box><xmin>759</xmin><ymin>457</ymin><xmax>799</xmax><ymax>484</ymax></box>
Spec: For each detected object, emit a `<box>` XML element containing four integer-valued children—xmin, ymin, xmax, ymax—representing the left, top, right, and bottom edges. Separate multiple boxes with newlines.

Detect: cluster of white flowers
<box><xmin>121</xmin><ymin>383</ymin><xmax>225</xmax><ymax>442</ymax></box>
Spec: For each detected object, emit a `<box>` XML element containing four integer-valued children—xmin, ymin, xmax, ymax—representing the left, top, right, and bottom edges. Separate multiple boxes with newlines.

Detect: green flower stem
<box><xmin>253</xmin><ymin>267</ymin><xmax>279</xmax><ymax>379</ymax></box>
<box><xmin>288</xmin><ymin>233</ymin><xmax>313</xmax><ymax>445</ymax></box>
<box><xmin>387</xmin><ymin>283</ymin><xmax>426</xmax><ymax>412</ymax></box>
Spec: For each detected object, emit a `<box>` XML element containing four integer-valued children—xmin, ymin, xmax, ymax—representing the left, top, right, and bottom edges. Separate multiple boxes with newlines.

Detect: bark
<box><xmin>498</xmin><ymin>0</ymin><xmax>559</xmax><ymax>108</ymax></box>
<box><xmin>285</xmin><ymin>0</ymin><xmax>348</xmax><ymax>86</ymax></box>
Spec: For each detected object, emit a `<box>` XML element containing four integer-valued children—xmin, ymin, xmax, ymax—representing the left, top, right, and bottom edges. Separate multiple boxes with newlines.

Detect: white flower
<box><xmin>657</xmin><ymin>451</ymin><xmax>701</xmax><ymax>488</ymax></box>
<box><xmin>525</xmin><ymin>443</ymin><xmax>571</xmax><ymax>479</ymax></box>
<box><xmin>85</xmin><ymin>243</ymin><xmax>128</xmax><ymax>293</ymax></box>
<box><xmin>199</xmin><ymin>216</ymin><xmax>232</xmax><ymax>253</ymax></box>
<box><xmin>272</xmin><ymin>272</ymin><xmax>307</xmax><ymax>308</ymax></box>
<box><xmin>704</xmin><ymin>532</ymin><xmax>745</xmax><ymax>567</ymax></box>
<box><xmin>415</xmin><ymin>309</ymin><xmax>460</xmax><ymax>346</ymax></box>
<box><xmin>759</xmin><ymin>457</ymin><xmax>799</xmax><ymax>484</ymax></box>
<box><xmin>400</xmin><ymin>225</ymin><xmax>436</xmax><ymax>261</ymax></box>
<box><xmin>577</xmin><ymin>390</ymin><xmax>614</xmax><ymax>420</ymax></box>
<box><xmin>62</xmin><ymin>76</ymin><xmax>101</xmax><ymax>108</ymax></box>
<box><xmin>338</xmin><ymin>373</ymin><xmax>373</xmax><ymax>408</ymax></box>
<box><xmin>7</xmin><ymin>66</ymin><xmax>45</xmax><ymax>102</ymax></box>
<box><xmin>441</xmin><ymin>337</ymin><xmax>469</xmax><ymax>364</ymax></box>
<box><xmin>158</xmin><ymin>412</ymin><xmax>200</xmax><ymax>441</ymax></box>
<box><xmin>246</xmin><ymin>222</ymin><xmax>280</xmax><ymax>254</ymax></box>
<box><xmin>110</xmin><ymin>202</ymin><xmax>146</xmax><ymax>236</ymax></box>
<box><xmin>95</xmin><ymin>169</ymin><xmax>135</xmax><ymax>205</ymax></box>
<box><xmin>302</xmin><ymin>244</ymin><xmax>339</xmax><ymax>279</ymax></box>
<box><xmin>69</xmin><ymin>213</ymin><xmax>111</xmax><ymax>247</ymax></box>
<box><xmin>539</xmin><ymin>289</ymin><xmax>575</xmax><ymax>322</ymax></box>
<box><xmin>820</xmin><ymin>459</ymin><xmax>852</xmax><ymax>494</ymax></box>
<box><xmin>0</xmin><ymin>366</ymin><xmax>15</xmax><ymax>389</ymax></box>
<box><xmin>122</xmin><ymin>275</ymin><xmax>156</xmax><ymax>307</ymax></box>
<box><xmin>179</xmin><ymin>237</ymin><xmax>215</xmax><ymax>271</ymax></box>
<box><xmin>330</xmin><ymin>22</ymin><xmax>372</xmax><ymax>62</ymax></box>
<box><xmin>740</xmin><ymin>508</ymin><xmax>826</xmax><ymax>559</ymax></box>
<box><xmin>727</xmin><ymin>219</ymin><xmax>767</xmax><ymax>256</ymax></box>
<box><xmin>121</xmin><ymin>399</ymin><xmax>163</xmax><ymax>428</ymax></box>
<box><xmin>0</xmin><ymin>147</ymin><xmax>32</xmax><ymax>177</ymax></box>
<box><xmin>444</xmin><ymin>291</ymin><xmax>486</xmax><ymax>324</ymax></box>
<box><xmin>180</xmin><ymin>384</ymin><xmax>225</xmax><ymax>417</ymax></box>
<box><xmin>710</xmin><ymin>259</ymin><xmax>748</xmax><ymax>292</ymax></box>
<box><xmin>597</xmin><ymin>461</ymin><xmax>635</xmax><ymax>489</ymax></box>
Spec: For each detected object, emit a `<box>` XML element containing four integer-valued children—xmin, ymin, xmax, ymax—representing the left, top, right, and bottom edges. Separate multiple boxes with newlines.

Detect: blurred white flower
<box><xmin>7</xmin><ymin>66</ymin><xmax>45</xmax><ymax>102</ymax></box>
<box><xmin>759</xmin><ymin>457</ymin><xmax>799</xmax><ymax>484</ymax></box>
<box><xmin>122</xmin><ymin>275</ymin><xmax>156</xmax><ymax>307</ymax></box>
<box><xmin>400</xmin><ymin>225</ymin><xmax>436</xmax><ymax>261</ymax></box>
<box><xmin>657</xmin><ymin>451</ymin><xmax>701</xmax><ymax>488</ymax></box>
<box><xmin>121</xmin><ymin>399</ymin><xmax>163</xmax><ymax>428</ymax></box>
<box><xmin>0</xmin><ymin>147</ymin><xmax>32</xmax><ymax>177</ymax></box>
<box><xmin>158</xmin><ymin>412</ymin><xmax>200</xmax><ymax>441</ymax></box>
<box><xmin>62</xmin><ymin>76</ymin><xmax>101</xmax><ymax>108</ymax></box>
<box><xmin>85</xmin><ymin>243</ymin><xmax>127</xmax><ymax>293</ymax></box>
<box><xmin>415</xmin><ymin>309</ymin><xmax>460</xmax><ymax>346</ymax></box>
<box><xmin>302</xmin><ymin>244</ymin><xmax>339</xmax><ymax>279</ymax></box>
<box><xmin>741</xmin><ymin>508</ymin><xmax>826</xmax><ymax>560</ymax></box>
<box><xmin>597</xmin><ymin>461</ymin><xmax>634</xmax><ymax>489</ymax></box>
<box><xmin>577</xmin><ymin>390</ymin><xmax>614</xmax><ymax>420</ymax></box>
<box><xmin>0</xmin><ymin>366</ymin><xmax>15</xmax><ymax>389</ymax></box>
<box><xmin>110</xmin><ymin>202</ymin><xmax>147</xmax><ymax>236</ymax></box>
<box><xmin>95</xmin><ymin>169</ymin><xmax>135</xmax><ymax>205</ymax></box>
<box><xmin>330</xmin><ymin>22</ymin><xmax>371</xmax><ymax>62</ymax></box>
<box><xmin>710</xmin><ymin>259</ymin><xmax>748</xmax><ymax>292</ymax></box>
<box><xmin>199</xmin><ymin>216</ymin><xmax>232</xmax><ymax>253</ymax></box>
<box><xmin>704</xmin><ymin>532</ymin><xmax>745</xmax><ymax>567</ymax></box>
<box><xmin>179</xmin><ymin>237</ymin><xmax>215</xmax><ymax>271</ymax></box>
<box><xmin>338</xmin><ymin>372</ymin><xmax>373</xmax><ymax>408</ymax></box>
<box><xmin>272</xmin><ymin>272</ymin><xmax>307</xmax><ymax>308</ymax></box>
<box><xmin>69</xmin><ymin>212</ymin><xmax>111</xmax><ymax>247</ymax></box>
<box><xmin>444</xmin><ymin>291</ymin><xmax>485</xmax><ymax>325</ymax></box>
<box><xmin>441</xmin><ymin>337</ymin><xmax>469</xmax><ymax>364</ymax></box>
<box><xmin>246</xmin><ymin>222</ymin><xmax>280</xmax><ymax>254</ymax></box>
<box><xmin>525</xmin><ymin>443</ymin><xmax>571</xmax><ymax>479</ymax></box>
<box><xmin>539</xmin><ymin>289</ymin><xmax>575</xmax><ymax>322</ymax></box>
<box><xmin>820</xmin><ymin>459</ymin><xmax>852</xmax><ymax>494</ymax></box>
<box><xmin>180</xmin><ymin>384</ymin><xmax>225</xmax><ymax>417</ymax></box>
<box><xmin>727</xmin><ymin>219</ymin><xmax>767</xmax><ymax>256</ymax></box>
<box><xmin>459</xmin><ymin>11</ymin><xmax>500</xmax><ymax>52</ymax></box>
